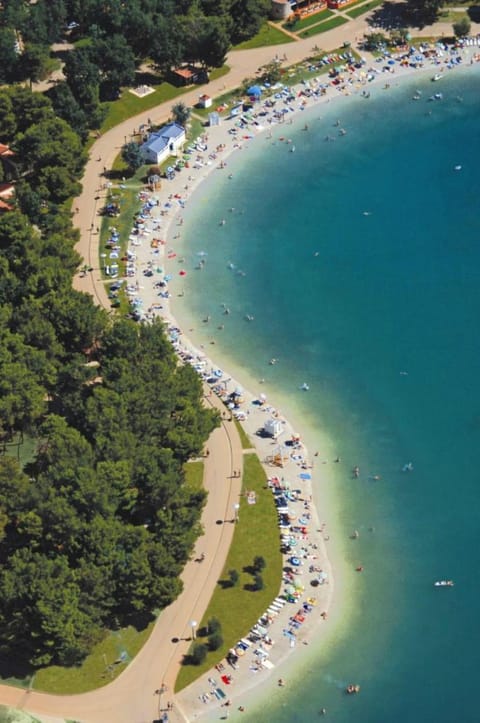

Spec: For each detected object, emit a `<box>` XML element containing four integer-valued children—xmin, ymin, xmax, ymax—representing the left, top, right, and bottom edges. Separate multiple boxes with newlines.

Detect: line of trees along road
<box><xmin>0</xmin><ymin>84</ymin><xmax>219</xmax><ymax>671</ymax></box>
<box><xmin>0</xmin><ymin>0</ymin><xmax>272</xmax><ymax>133</ymax></box>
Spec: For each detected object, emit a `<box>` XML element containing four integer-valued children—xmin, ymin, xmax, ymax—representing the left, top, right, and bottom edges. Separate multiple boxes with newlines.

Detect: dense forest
<box><xmin>0</xmin><ymin>0</ymin><xmax>272</xmax><ymax>132</ymax></box>
<box><xmin>0</xmin><ymin>83</ymin><xmax>219</xmax><ymax>669</ymax></box>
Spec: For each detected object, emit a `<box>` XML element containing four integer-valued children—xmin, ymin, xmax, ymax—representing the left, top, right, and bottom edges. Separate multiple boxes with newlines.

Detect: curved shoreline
<box><xmin>130</xmin><ymin>45</ymin><xmax>480</xmax><ymax>720</ymax></box>
<box><xmin>0</xmin><ymin>32</ymin><xmax>478</xmax><ymax>723</ymax></box>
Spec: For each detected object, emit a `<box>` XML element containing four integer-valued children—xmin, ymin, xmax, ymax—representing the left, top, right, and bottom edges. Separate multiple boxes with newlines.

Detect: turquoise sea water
<box><xmin>173</xmin><ymin>66</ymin><xmax>480</xmax><ymax>722</ymax></box>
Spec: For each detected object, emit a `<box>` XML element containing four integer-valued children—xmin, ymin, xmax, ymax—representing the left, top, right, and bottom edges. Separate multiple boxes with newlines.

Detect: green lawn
<box><xmin>99</xmin><ymin>170</ymin><xmax>145</xmax><ymax>286</ymax></box>
<box><xmin>175</xmin><ymin>453</ymin><xmax>283</xmax><ymax>691</ymax></box>
<box><xmin>235</xmin><ymin>22</ymin><xmax>295</xmax><ymax>49</ymax></box>
<box><xmin>184</xmin><ymin>460</ymin><xmax>204</xmax><ymax>490</ymax></box>
<box><xmin>299</xmin><ymin>15</ymin><xmax>349</xmax><ymax>38</ymax></box>
<box><xmin>284</xmin><ymin>9</ymin><xmax>334</xmax><ymax>32</ymax></box>
<box><xmin>2</xmin><ymin>431</ymin><xmax>37</xmax><ymax>466</ymax></box>
<box><xmin>235</xmin><ymin>419</ymin><xmax>253</xmax><ymax>450</ymax></box>
<box><xmin>100</xmin><ymin>66</ymin><xmax>229</xmax><ymax>133</ymax></box>
<box><xmin>34</xmin><ymin>624</ymin><xmax>154</xmax><ymax>693</ymax></box>
<box><xmin>0</xmin><ymin>708</ymin><xmax>43</xmax><ymax>723</ymax></box>
<box><xmin>346</xmin><ymin>0</ymin><xmax>386</xmax><ymax>19</ymax></box>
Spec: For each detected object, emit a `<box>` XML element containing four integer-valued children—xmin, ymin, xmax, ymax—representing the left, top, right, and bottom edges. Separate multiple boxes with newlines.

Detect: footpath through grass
<box><xmin>34</xmin><ymin>624</ymin><xmax>154</xmax><ymax>693</ymax></box>
<box><xmin>299</xmin><ymin>15</ymin><xmax>349</xmax><ymax>39</ymax></box>
<box><xmin>284</xmin><ymin>9</ymin><xmax>334</xmax><ymax>32</ymax></box>
<box><xmin>235</xmin><ymin>22</ymin><xmax>295</xmax><ymax>49</ymax></box>
<box><xmin>175</xmin><ymin>453</ymin><xmax>282</xmax><ymax>691</ymax></box>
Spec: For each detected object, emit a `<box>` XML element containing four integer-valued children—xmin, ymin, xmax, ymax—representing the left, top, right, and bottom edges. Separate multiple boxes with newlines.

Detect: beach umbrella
<box><xmin>247</xmin><ymin>85</ymin><xmax>262</xmax><ymax>97</ymax></box>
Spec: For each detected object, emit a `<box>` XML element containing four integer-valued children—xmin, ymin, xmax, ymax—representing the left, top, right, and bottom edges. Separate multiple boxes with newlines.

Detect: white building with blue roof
<box><xmin>141</xmin><ymin>123</ymin><xmax>186</xmax><ymax>165</ymax></box>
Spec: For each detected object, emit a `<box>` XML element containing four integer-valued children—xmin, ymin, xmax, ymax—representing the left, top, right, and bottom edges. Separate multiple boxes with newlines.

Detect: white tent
<box><xmin>264</xmin><ymin>418</ymin><xmax>283</xmax><ymax>439</ymax></box>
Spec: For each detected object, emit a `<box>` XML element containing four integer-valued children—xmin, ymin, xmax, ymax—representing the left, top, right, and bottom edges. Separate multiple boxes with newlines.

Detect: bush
<box><xmin>191</xmin><ymin>643</ymin><xmax>208</xmax><ymax>665</ymax></box>
<box><xmin>253</xmin><ymin>573</ymin><xmax>264</xmax><ymax>591</ymax></box>
<box><xmin>207</xmin><ymin>617</ymin><xmax>221</xmax><ymax>634</ymax></box>
<box><xmin>208</xmin><ymin>632</ymin><xmax>223</xmax><ymax>651</ymax></box>
<box><xmin>253</xmin><ymin>555</ymin><xmax>266</xmax><ymax>572</ymax></box>
<box><xmin>228</xmin><ymin>569</ymin><xmax>239</xmax><ymax>587</ymax></box>
<box><xmin>453</xmin><ymin>17</ymin><xmax>471</xmax><ymax>37</ymax></box>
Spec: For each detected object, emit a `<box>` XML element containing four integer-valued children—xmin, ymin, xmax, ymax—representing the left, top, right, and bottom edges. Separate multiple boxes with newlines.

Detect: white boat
<box><xmin>432</xmin><ymin>73</ymin><xmax>443</xmax><ymax>81</ymax></box>
<box><xmin>434</xmin><ymin>580</ymin><xmax>454</xmax><ymax>587</ymax></box>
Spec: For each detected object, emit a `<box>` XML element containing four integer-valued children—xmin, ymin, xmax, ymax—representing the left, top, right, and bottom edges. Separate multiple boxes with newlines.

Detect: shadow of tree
<box><xmin>468</xmin><ymin>6</ymin><xmax>480</xmax><ymax>22</ymax></box>
<box><xmin>368</xmin><ymin>1</ymin><xmax>409</xmax><ymax>31</ymax></box>
<box><xmin>217</xmin><ymin>578</ymin><xmax>234</xmax><ymax>590</ymax></box>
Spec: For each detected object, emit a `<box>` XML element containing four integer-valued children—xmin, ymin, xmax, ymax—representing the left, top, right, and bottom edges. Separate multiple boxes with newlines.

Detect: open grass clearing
<box><xmin>175</xmin><ymin>453</ymin><xmax>282</xmax><ymax>691</ymax></box>
<box><xmin>235</xmin><ymin>23</ymin><xmax>294</xmax><ymax>49</ymax></box>
<box><xmin>100</xmin><ymin>66</ymin><xmax>229</xmax><ymax>133</ymax></box>
<box><xmin>299</xmin><ymin>15</ymin><xmax>349</xmax><ymax>38</ymax></box>
<box><xmin>439</xmin><ymin>9</ymin><xmax>469</xmax><ymax>22</ymax></box>
<box><xmin>34</xmin><ymin>624</ymin><xmax>154</xmax><ymax>694</ymax></box>
<box><xmin>184</xmin><ymin>460</ymin><xmax>204</xmax><ymax>490</ymax></box>
<box><xmin>284</xmin><ymin>9</ymin><xmax>334</xmax><ymax>32</ymax></box>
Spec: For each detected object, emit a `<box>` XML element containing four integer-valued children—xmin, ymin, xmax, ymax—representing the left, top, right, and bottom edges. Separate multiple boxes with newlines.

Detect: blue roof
<box><xmin>142</xmin><ymin>123</ymin><xmax>185</xmax><ymax>156</ymax></box>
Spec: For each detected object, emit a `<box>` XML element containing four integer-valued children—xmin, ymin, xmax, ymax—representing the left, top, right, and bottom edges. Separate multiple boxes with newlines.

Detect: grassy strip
<box><xmin>439</xmin><ymin>9</ymin><xmax>468</xmax><ymax>22</ymax></box>
<box><xmin>184</xmin><ymin>460</ymin><xmax>205</xmax><ymax>490</ymax></box>
<box><xmin>346</xmin><ymin>0</ymin><xmax>385</xmax><ymax>18</ymax></box>
<box><xmin>284</xmin><ymin>9</ymin><xmax>334</xmax><ymax>32</ymax></box>
<box><xmin>299</xmin><ymin>15</ymin><xmax>349</xmax><ymax>38</ymax></box>
<box><xmin>34</xmin><ymin>624</ymin><xmax>154</xmax><ymax>693</ymax></box>
<box><xmin>235</xmin><ymin>22</ymin><xmax>295</xmax><ymax>49</ymax></box>
<box><xmin>100</xmin><ymin>66</ymin><xmax>229</xmax><ymax>133</ymax></box>
<box><xmin>0</xmin><ymin>708</ymin><xmax>43</xmax><ymax>722</ymax></box>
<box><xmin>235</xmin><ymin>419</ymin><xmax>253</xmax><ymax>450</ymax></box>
<box><xmin>175</xmin><ymin>453</ymin><xmax>282</xmax><ymax>691</ymax></box>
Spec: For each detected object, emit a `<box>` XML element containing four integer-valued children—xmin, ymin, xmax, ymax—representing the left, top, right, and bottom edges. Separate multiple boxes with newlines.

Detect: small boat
<box><xmin>431</xmin><ymin>73</ymin><xmax>443</xmax><ymax>82</ymax></box>
<box><xmin>434</xmin><ymin>580</ymin><xmax>454</xmax><ymax>587</ymax></box>
<box><xmin>300</xmin><ymin>383</ymin><xmax>310</xmax><ymax>391</ymax></box>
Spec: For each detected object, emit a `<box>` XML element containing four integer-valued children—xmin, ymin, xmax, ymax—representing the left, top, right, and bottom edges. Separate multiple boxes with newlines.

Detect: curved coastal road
<box><xmin>0</xmin><ymin>391</ymin><xmax>243</xmax><ymax>723</ymax></box>
<box><xmin>0</xmin><ymin>9</ymin><xmax>471</xmax><ymax>722</ymax></box>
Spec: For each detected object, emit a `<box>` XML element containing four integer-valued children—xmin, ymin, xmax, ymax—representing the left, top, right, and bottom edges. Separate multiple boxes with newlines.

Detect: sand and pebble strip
<box><xmin>102</xmin><ymin>38</ymin><xmax>480</xmax><ymax>721</ymax></box>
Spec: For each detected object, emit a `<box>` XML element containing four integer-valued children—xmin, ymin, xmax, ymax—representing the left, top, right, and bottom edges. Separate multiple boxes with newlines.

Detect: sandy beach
<box><xmin>113</xmin><ymin>39</ymin><xmax>480</xmax><ymax>721</ymax></box>
<box><xmin>1</xmin><ymin>25</ymin><xmax>479</xmax><ymax>723</ymax></box>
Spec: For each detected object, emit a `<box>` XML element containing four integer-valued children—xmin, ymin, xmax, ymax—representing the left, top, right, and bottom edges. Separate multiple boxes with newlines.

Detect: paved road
<box><xmin>0</xmin><ymin>389</ymin><xmax>243</xmax><ymax>723</ymax></box>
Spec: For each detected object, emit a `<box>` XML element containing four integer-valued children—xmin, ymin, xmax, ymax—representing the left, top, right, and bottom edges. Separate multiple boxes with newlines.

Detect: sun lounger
<box><xmin>214</xmin><ymin>688</ymin><xmax>226</xmax><ymax>700</ymax></box>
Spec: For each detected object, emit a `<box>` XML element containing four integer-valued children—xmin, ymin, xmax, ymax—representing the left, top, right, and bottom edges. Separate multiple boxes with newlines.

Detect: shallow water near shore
<box><xmin>172</xmin><ymin>65</ymin><xmax>480</xmax><ymax>722</ymax></box>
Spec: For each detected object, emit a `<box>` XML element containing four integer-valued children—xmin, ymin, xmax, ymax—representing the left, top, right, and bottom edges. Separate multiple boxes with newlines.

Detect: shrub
<box><xmin>253</xmin><ymin>573</ymin><xmax>264</xmax><ymax>591</ymax></box>
<box><xmin>228</xmin><ymin>569</ymin><xmax>239</xmax><ymax>587</ymax></box>
<box><xmin>207</xmin><ymin>617</ymin><xmax>221</xmax><ymax>634</ymax></box>
<box><xmin>208</xmin><ymin>632</ymin><xmax>223</xmax><ymax>651</ymax></box>
<box><xmin>253</xmin><ymin>555</ymin><xmax>266</xmax><ymax>572</ymax></box>
<box><xmin>191</xmin><ymin>643</ymin><xmax>208</xmax><ymax>665</ymax></box>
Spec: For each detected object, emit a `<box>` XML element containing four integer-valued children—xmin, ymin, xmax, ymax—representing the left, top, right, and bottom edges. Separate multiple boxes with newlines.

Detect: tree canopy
<box><xmin>0</xmin><ymin>85</ymin><xmax>219</xmax><ymax>670</ymax></box>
